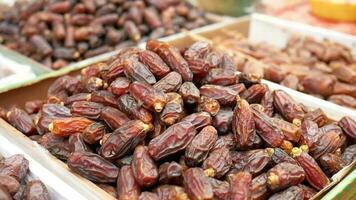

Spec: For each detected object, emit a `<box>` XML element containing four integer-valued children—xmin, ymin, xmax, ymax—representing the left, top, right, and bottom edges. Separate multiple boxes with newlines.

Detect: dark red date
<box><xmin>148</xmin><ymin>121</ymin><xmax>196</xmax><ymax>161</ymax></box>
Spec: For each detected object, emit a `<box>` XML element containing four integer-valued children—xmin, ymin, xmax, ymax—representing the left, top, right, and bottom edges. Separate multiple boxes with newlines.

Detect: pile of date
<box><xmin>0</xmin><ymin>0</ymin><xmax>211</xmax><ymax>69</ymax></box>
<box><xmin>0</xmin><ymin>154</ymin><xmax>50</xmax><ymax>200</ymax></box>
<box><xmin>3</xmin><ymin>40</ymin><xmax>356</xmax><ymax>200</ymax></box>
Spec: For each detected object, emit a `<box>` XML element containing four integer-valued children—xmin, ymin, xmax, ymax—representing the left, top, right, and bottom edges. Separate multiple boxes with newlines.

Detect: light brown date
<box><xmin>131</xmin><ymin>145</ymin><xmax>158</xmax><ymax>187</ymax></box>
<box><xmin>228</xmin><ymin>171</ymin><xmax>252</xmax><ymax>200</ymax></box>
<box><xmin>49</xmin><ymin>117</ymin><xmax>94</xmax><ymax>137</ymax></box>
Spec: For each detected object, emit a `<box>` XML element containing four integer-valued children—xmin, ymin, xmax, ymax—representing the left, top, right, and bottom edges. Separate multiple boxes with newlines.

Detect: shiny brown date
<box><xmin>0</xmin><ymin>154</ymin><xmax>29</xmax><ymax>182</ymax></box>
<box><xmin>153</xmin><ymin>71</ymin><xmax>182</xmax><ymax>93</ymax></box>
<box><xmin>185</xmin><ymin>126</ymin><xmax>218</xmax><ymax>167</ymax></box>
<box><xmin>319</xmin><ymin>153</ymin><xmax>346</xmax><ymax>176</ymax></box>
<box><xmin>131</xmin><ymin>145</ymin><xmax>158</xmax><ymax>187</ymax></box>
<box><xmin>100</xmin><ymin>120</ymin><xmax>151</xmax><ymax>160</ymax></box>
<box><xmin>71</xmin><ymin>101</ymin><xmax>104</xmax><ymax>119</ymax></box>
<box><xmin>158</xmin><ymin>161</ymin><xmax>183</xmax><ymax>185</ymax></box>
<box><xmin>252</xmin><ymin>107</ymin><xmax>284</xmax><ymax>147</ymax></box>
<box><xmin>271</xmin><ymin>118</ymin><xmax>300</xmax><ymax>143</ymax></box>
<box><xmin>261</xmin><ymin>90</ymin><xmax>274</xmax><ymax>117</ymax></box>
<box><xmin>148</xmin><ymin>121</ymin><xmax>196</xmax><ymax>161</ymax></box>
<box><xmin>209</xmin><ymin>177</ymin><xmax>229</xmax><ymax>200</ymax></box>
<box><xmin>200</xmin><ymin>85</ymin><xmax>238</xmax><ymax>106</ymax></box>
<box><xmin>299</xmin><ymin>119</ymin><xmax>320</xmax><ymax>149</ymax></box>
<box><xmin>69</xmin><ymin>133</ymin><xmax>90</xmax><ymax>152</ymax></box>
<box><xmin>7</xmin><ymin>107</ymin><xmax>36</xmax><ymax>136</ymax></box>
<box><xmin>338</xmin><ymin>116</ymin><xmax>356</xmax><ymax>140</ymax></box>
<box><xmin>38</xmin><ymin>133</ymin><xmax>71</xmax><ymax>161</ymax></box>
<box><xmin>23</xmin><ymin>180</ymin><xmax>50</xmax><ymax>200</ymax></box>
<box><xmin>251</xmin><ymin>173</ymin><xmax>270</xmax><ymax>200</ymax></box>
<box><xmin>138</xmin><ymin>50</ymin><xmax>170</xmax><ymax>78</ymax></box>
<box><xmin>155</xmin><ymin>185</ymin><xmax>188</xmax><ymax>200</ymax></box>
<box><xmin>108</xmin><ymin>77</ymin><xmax>130</xmax><ymax>96</ymax></box>
<box><xmin>241</xmin><ymin>84</ymin><xmax>268</xmax><ymax>104</ymax></box>
<box><xmin>291</xmin><ymin>148</ymin><xmax>330</xmax><ymax>190</ymax></box>
<box><xmin>228</xmin><ymin>171</ymin><xmax>252</xmax><ymax>200</ymax></box>
<box><xmin>68</xmin><ymin>151</ymin><xmax>118</xmax><ymax>183</ymax></box>
<box><xmin>202</xmin><ymin>147</ymin><xmax>232</xmax><ymax>178</ymax></box>
<box><xmin>269</xmin><ymin>148</ymin><xmax>297</xmax><ymax>165</ymax></box>
<box><xmin>0</xmin><ymin>175</ymin><xmax>20</xmax><ymax>195</ymax></box>
<box><xmin>181</xmin><ymin>112</ymin><xmax>212</xmax><ymax>130</ymax></box>
<box><xmin>272</xmin><ymin>90</ymin><xmax>305</xmax><ymax>122</ymax></box>
<box><xmin>341</xmin><ymin>144</ymin><xmax>356</xmax><ymax>165</ymax></box>
<box><xmin>213</xmin><ymin>108</ymin><xmax>233</xmax><ymax>134</ymax></box>
<box><xmin>117</xmin><ymin>94</ymin><xmax>153</xmax><ymax>124</ymax></box>
<box><xmin>268</xmin><ymin>186</ymin><xmax>303</xmax><ymax>200</ymax></box>
<box><xmin>232</xmin><ymin>99</ymin><xmax>257</xmax><ymax>149</ymax></box>
<box><xmin>100</xmin><ymin>106</ymin><xmax>130</xmax><ymax>130</ymax></box>
<box><xmin>89</xmin><ymin>90</ymin><xmax>118</xmax><ymax>108</ymax></box>
<box><xmin>304</xmin><ymin>108</ymin><xmax>328</xmax><ymax>127</ymax></box>
<box><xmin>24</xmin><ymin>100</ymin><xmax>43</xmax><ymax>114</ymax></box>
<box><xmin>117</xmin><ymin>165</ymin><xmax>141</xmax><ymax>200</ymax></box>
<box><xmin>202</xmin><ymin>68</ymin><xmax>237</xmax><ymax>86</ymax></box>
<box><xmin>123</xmin><ymin>59</ymin><xmax>156</xmax><ymax>84</ymax></box>
<box><xmin>130</xmin><ymin>81</ymin><xmax>166</xmax><ymax>112</ymax></box>
<box><xmin>82</xmin><ymin>122</ymin><xmax>106</xmax><ymax>144</ymax></box>
<box><xmin>139</xmin><ymin>192</ymin><xmax>159</xmax><ymax>200</ymax></box>
<box><xmin>298</xmin><ymin>184</ymin><xmax>317</xmax><ymax>200</ymax></box>
<box><xmin>160</xmin><ymin>93</ymin><xmax>185</xmax><ymax>125</ymax></box>
<box><xmin>212</xmin><ymin>133</ymin><xmax>236</xmax><ymax>151</ymax></box>
<box><xmin>179</xmin><ymin>82</ymin><xmax>200</xmax><ymax>105</ymax></box>
<box><xmin>197</xmin><ymin>96</ymin><xmax>220</xmax><ymax>116</ymax></box>
<box><xmin>300</xmin><ymin>74</ymin><xmax>336</xmax><ymax>97</ymax></box>
<box><xmin>310</xmin><ymin>124</ymin><xmax>343</xmax><ymax>159</ymax></box>
<box><xmin>49</xmin><ymin>117</ymin><xmax>94</xmax><ymax>137</ymax></box>
<box><xmin>231</xmin><ymin>149</ymin><xmax>272</xmax><ymax>176</ymax></box>
<box><xmin>183</xmin><ymin>168</ymin><xmax>213</xmax><ymax>200</ymax></box>
<box><xmin>147</xmin><ymin>39</ymin><xmax>193</xmax><ymax>82</ymax></box>
<box><xmin>184</xmin><ymin>41</ymin><xmax>213</xmax><ymax>77</ymax></box>
<box><xmin>267</xmin><ymin>162</ymin><xmax>305</xmax><ymax>191</ymax></box>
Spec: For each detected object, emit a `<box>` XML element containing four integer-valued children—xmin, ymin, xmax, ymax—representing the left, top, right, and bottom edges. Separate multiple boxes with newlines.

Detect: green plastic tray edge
<box><xmin>0</xmin><ymin>45</ymin><xmax>51</xmax><ymax>75</ymax></box>
<box><xmin>322</xmin><ymin>168</ymin><xmax>356</xmax><ymax>200</ymax></box>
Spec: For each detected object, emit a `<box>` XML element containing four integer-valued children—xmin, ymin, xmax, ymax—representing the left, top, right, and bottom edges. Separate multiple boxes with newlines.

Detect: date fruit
<box><xmin>267</xmin><ymin>162</ymin><xmax>305</xmax><ymax>191</ymax></box>
<box><xmin>148</xmin><ymin>121</ymin><xmax>196</xmax><ymax>161</ymax></box>
<box><xmin>131</xmin><ymin>145</ymin><xmax>158</xmax><ymax>187</ymax></box>
<box><xmin>100</xmin><ymin>120</ymin><xmax>151</xmax><ymax>159</ymax></box>
<box><xmin>183</xmin><ymin>168</ymin><xmax>213</xmax><ymax>200</ymax></box>
<box><xmin>68</xmin><ymin>151</ymin><xmax>118</xmax><ymax>183</ymax></box>
<box><xmin>7</xmin><ymin>108</ymin><xmax>36</xmax><ymax>136</ymax></box>
<box><xmin>23</xmin><ymin>180</ymin><xmax>50</xmax><ymax>200</ymax></box>
<box><xmin>228</xmin><ymin>171</ymin><xmax>252</xmax><ymax>200</ymax></box>
<box><xmin>49</xmin><ymin>117</ymin><xmax>94</xmax><ymax>137</ymax></box>
<box><xmin>147</xmin><ymin>40</ymin><xmax>193</xmax><ymax>82</ymax></box>
<box><xmin>130</xmin><ymin>81</ymin><xmax>166</xmax><ymax>112</ymax></box>
<box><xmin>291</xmin><ymin>147</ymin><xmax>330</xmax><ymax>190</ymax></box>
<box><xmin>338</xmin><ymin>116</ymin><xmax>356</xmax><ymax>140</ymax></box>
<box><xmin>117</xmin><ymin>165</ymin><xmax>141</xmax><ymax>200</ymax></box>
<box><xmin>202</xmin><ymin>147</ymin><xmax>232</xmax><ymax>178</ymax></box>
<box><xmin>232</xmin><ymin>99</ymin><xmax>257</xmax><ymax>149</ymax></box>
<box><xmin>185</xmin><ymin>126</ymin><xmax>218</xmax><ymax>167</ymax></box>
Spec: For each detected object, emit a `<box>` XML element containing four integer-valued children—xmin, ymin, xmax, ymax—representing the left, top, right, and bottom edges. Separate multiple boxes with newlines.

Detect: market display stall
<box><xmin>0</xmin><ymin>1</ymin><xmax>354</xmax><ymax>200</ymax></box>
